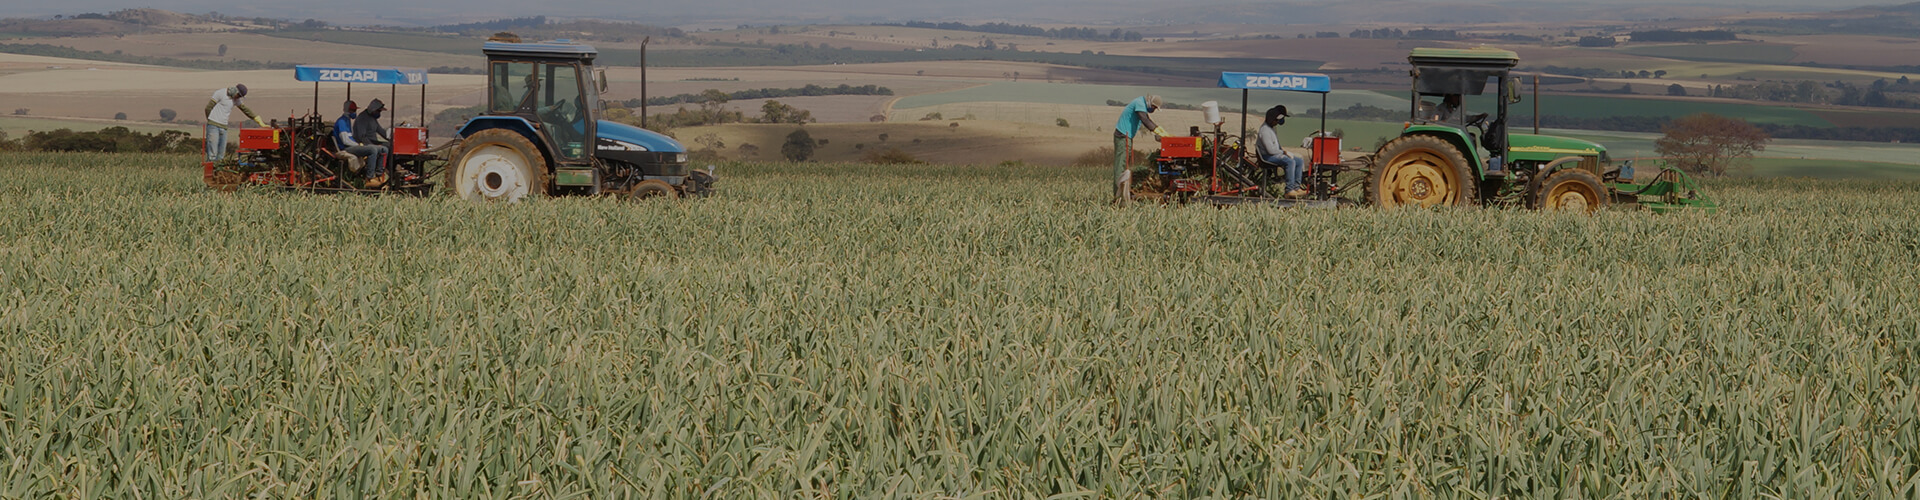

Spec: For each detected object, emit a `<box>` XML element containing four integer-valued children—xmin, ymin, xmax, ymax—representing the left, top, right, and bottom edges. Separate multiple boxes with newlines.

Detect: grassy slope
<box><xmin>2</xmin><ymin>153</ymin><xmax>1916</xmax><ymax>497</ymax></box>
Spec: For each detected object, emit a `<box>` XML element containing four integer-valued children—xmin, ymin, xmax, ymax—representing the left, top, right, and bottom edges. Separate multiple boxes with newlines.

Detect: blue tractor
<box><xmin>449</xmin><ymin>37</ymin><xmax>712</xmax><ymax>201</ymax></box>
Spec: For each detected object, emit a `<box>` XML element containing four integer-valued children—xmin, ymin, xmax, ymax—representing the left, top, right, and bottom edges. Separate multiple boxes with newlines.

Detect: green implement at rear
<box><xmin>1614</xmin><ymin>165</ymin><xmax>1720</xmax><ymax>214</ymax></box>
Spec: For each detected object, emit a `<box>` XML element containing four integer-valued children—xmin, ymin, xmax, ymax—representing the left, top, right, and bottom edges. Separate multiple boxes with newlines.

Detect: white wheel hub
<box><xmin>459</xmin><ymin>145</ymin><xmax>531</xmax><ymax>202</ymax></box>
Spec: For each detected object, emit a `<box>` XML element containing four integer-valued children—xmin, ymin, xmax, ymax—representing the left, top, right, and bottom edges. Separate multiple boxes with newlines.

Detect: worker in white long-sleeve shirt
<box><xmin>204</xmin><ymin>83</ymin><xmax>266</xmax><ymax>162</ymax></box>
<box><xmin>1255</xmin><ymin>105</ymin><xmax>1307</xmax><ymax>198</ymax></box>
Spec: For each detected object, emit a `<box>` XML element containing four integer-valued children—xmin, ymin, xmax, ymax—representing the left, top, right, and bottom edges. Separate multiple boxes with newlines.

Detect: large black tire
<box><xmin>622</xmin><ymin>179</ymin><xmax>677</xmax><ymax>200</ymax></box>
<box><xmin>1532</xmin><ymin>169</ymin><xmax>1609</xmax><ymax>213</ymax></box>
<box><xmin>1369</xmin><ymin>135</ymin><xmax>1478</xmax><ymax>208</ymax></box>
<box><xmin>448</xmin><ymin>129</ymin><xmax>547</xmax><ymax>203</ymax></box>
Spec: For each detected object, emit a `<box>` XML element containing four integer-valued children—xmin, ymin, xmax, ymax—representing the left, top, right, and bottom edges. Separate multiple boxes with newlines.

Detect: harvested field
<box><xmin>672</xmin><ymin>121</ymin><xmax>1110</xmax><ymax>166</ymax></box>
<box><xmin>32</xmin><ymin>32</ymin><xmax>487</xmax><ymax>69</ymax></box>
<box><xmin>0</xmin><ymin>59</ymin><xmax>485</xmax><ymax>127</ymax></box>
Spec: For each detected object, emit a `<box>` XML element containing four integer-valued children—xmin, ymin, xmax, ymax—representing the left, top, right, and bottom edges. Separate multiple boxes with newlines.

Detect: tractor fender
<box><xmin>1396</xmin><ymin>126</ymin><xmax>1484</xmax><ymax>176</ymax></box>
<box><xmin>457</xmin><ymin>117</ymin><xmax>554</xmax><ymax>167</ymax></box>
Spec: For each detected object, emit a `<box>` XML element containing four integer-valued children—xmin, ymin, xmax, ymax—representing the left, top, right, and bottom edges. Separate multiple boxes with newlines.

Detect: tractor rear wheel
<box><xmin>1534</xmin><ymin>169</ymin><xmax>1609</xmax><ymax>213</ymax></box>
<box><xmin>1369</xmin><ymin>135</ymin><xmax>1477</xmax><ymax>208</ymax></box>
<box><xmin>449</xmin><ymin>129</ymin><xmax>547</xmax><ymax>203</ymax></box>
<box><xmin>622</xmin><ymin>179</ymin><xmax>677</xmax><ymax>200</ymax></box>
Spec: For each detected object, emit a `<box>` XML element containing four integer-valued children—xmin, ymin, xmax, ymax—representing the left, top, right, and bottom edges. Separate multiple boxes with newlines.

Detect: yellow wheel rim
<box><xmin>1545</xmin><ymin>180</ymin><xmax>1601</xmax><ymax>213</ymax></box>
<box><xmin>1382</xmin><ymin>150</ymin><xmax>1459</xmax><ymax>208</ymax></box>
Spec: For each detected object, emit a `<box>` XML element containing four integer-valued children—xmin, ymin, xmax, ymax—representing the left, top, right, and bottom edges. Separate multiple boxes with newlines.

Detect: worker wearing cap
<box><xmin>1257</xmin><ymin>105</ymin><xmax>1308</xmax><ymax>198</ymax></box>
<box><xmin>204</xmin><ymin>83</ymin><xmax>266</xmax><ymax>162</ymax></box>
<box><xmin>1113</xmin><ymin>94</ymin><xmax>1167</xmax><ymax>205</ymax></box>
<box><xmin>333</xmin><ymin>100</ymin><xmax>389</xmax><ymax>187</ymax></box>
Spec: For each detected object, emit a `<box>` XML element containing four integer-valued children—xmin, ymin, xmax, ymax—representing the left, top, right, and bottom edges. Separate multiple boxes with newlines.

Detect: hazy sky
<box><xmin>2</xmin><ymin>0</ymin><xmax>1903</xmax><ymax>26</ymax></box>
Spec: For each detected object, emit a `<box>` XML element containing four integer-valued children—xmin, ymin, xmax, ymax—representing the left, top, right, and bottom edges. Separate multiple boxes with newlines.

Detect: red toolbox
<box><xmin>238</xmin><ymin>128</ymin><xmax>281</xmax><ymax>150</ymax></box>
<box><xmin>1311</xmin><ymin>135</ymin><xmax>1342</xmax><ymax>166</ymax></box>
<box><xmin>1158</xmin><ymin>136</ymin><xmax>1202</xmax><ymax>158</ymax></box>
<box><xmin>393</xmin><ymin>127</ymin><xmax>428</xmax><ymax>155</ymax></box>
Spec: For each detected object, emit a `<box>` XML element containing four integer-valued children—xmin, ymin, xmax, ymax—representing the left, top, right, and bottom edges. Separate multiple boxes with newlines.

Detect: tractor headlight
<box><xmin>675</xmin><ymin>153</ymin><xmax>688</xmax><ymax>163</ymax></box>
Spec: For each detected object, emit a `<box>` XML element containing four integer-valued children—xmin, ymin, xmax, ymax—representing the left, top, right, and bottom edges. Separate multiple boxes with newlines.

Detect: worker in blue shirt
<box><xmin>1112</xmin><ymin>95</ymin><xmax>1167</xmax><ymax>205</ymax></box>
<box><xmin>332</xmin><ymin>100</ymin><xmax>389</xmax><ymax>188</ymax></box>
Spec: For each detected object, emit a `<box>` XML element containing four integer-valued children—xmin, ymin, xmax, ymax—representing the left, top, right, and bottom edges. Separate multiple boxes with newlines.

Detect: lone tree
<box><xmin>1655</xmin><ymin>113</ymin><xmax>1768</xmax><ymax>177</ymax></box>
<box><xmin>218</xmin><ymin>44</ymin><xmax>227</xmax><ymax>57</ymax></box>
<box><xmin>159</xmin><ymin>108</ymin><xmax>177</xmax><ymax>122</ymax></box>
<box><xmin>781</xmin><ymin>128</ymin><xmax>815</xmax><ymax>162</ymax></box>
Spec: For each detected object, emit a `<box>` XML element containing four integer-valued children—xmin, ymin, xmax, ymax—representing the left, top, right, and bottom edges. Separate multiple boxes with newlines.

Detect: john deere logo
<box><xmin>1246</xmin><ymin>75</ymin><xmax>1312</xmax><ymax>89</ymax></box>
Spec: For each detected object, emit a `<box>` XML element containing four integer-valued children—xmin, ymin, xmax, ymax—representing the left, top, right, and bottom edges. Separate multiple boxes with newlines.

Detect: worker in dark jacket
<box><xmin>1112</xmin><ymin>94</ymin><xmax>1167</xmax><ymax>205</ymax></box>
<box><xmin>352</xmin><ymin>99</ymin><xmax>393</xmax><ymax>187</ymax></box>
<box><xmin>333</xmin><ymin>100</ymin><xmax>388</xmax><ymax>185</ymax></box>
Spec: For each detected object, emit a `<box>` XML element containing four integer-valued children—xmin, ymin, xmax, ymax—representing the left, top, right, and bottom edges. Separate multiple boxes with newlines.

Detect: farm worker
<box><xmin>1429</xmin><ymin>94</ymin><xmax>1462</xmax><ymax>122</ymax></box>
<box><xmin>1112</xmin><ymin>94</ymin><xmax>1166</xmax><ymax>205</ymax></box>
<box><xmin>353</xmin><ymin>99</ymin><xmax>397</xmax><ymax>187</ymax></box>
<box><xmin>1257</xmin><ymin>105</ymin><xmax>1308</xmax><ymax>198</ymax></box>
<box><xmin>333</xmin><ymin>100</ymin><xmax>389</xmax><ymax>187</ymax></box>
<box><xmin>203</xmin><ymin>83</ymin><xmax>267</xmax><ymax>162</ymax></box>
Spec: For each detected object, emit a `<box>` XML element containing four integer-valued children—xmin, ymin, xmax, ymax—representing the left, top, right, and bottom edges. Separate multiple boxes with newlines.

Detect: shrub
<box><xmin>781</xmin><ymin>129</ymin><xmax>814</xmax><ymax>161</ymax></box>
<box><xmin>1056</xmin><ymin>118</ymin><xmax>1070</xmax><ymax>127</ymax></box>
<box><xmin>861</xmin><ymin>147</ymin><xmax>921</xmax><ymax>165</ymax></box>
<box><xmin>114</xmin><ymin>112</ymin><xmax>127</xmax><ymax>120</ymax></box>
<box><xmin>159</xmin><ymin>109</ymin><xmax>177</xmax><ymax>122</ymax></box>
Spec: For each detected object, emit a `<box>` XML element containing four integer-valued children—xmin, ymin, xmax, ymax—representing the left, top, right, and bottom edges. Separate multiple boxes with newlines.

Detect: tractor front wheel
<box><xmin>1369</xmin><ymin>135</ymin><xmax>1477</xmax><ymax>208</ymax></box>
<box><xmin>622</xmin><ymin>179</ymin><xmax>678</xmax><ymax>200</ymax></box>
<box><xmin>449</xmin><ymin>129</ymin><xmax>547</xmax><ymax>203</ymax></box>
<box><xmin>1533</xmin><ymin>169</ymin><xmax>1609</xmax><ymax>213</ymax></box>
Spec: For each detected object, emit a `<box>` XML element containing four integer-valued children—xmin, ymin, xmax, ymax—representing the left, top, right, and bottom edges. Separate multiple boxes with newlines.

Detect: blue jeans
<box><xmin>204</xmin><ymin>123</ymin><xmax>228</xmax><ymax>162</ymax></box>
<box><xmin>345</xmin><ymin>145</ymin><xmax>388</xmax><ymax>177</ymax></box>
<box><xmin>1263</xmin><ymin>154</ymin><xmax>1305</xmax><ymax>192</ymax></box>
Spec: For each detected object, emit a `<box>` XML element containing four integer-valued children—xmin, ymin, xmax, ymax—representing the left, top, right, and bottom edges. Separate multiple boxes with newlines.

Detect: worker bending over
<box><xmin>204</xmin><ymin>83</ymin><xmax>267</xmax><ymax>162</ymax></box>
<box><xmin>1112</xmin><ymin>94</ymin><xmax>1167</xmax><ymax>205</ymax></box>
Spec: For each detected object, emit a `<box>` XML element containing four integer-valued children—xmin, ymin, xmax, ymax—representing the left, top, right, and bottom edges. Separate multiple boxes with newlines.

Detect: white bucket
<box><xmin>1201</xmin><ymin>101</ymin><xmax>1222</xmax><ymax>125</ymax></box>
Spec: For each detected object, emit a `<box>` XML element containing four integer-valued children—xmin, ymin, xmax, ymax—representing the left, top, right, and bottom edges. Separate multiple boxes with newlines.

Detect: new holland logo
<box><xmin>318</xmin><ymin>69</ymin><xmax>381</xmax><ymax>82</ymax></box>
<box><xmin>1246</xmin><ymin>75</ymin><xmax>1312</xmax><ymax>89</ymax></box>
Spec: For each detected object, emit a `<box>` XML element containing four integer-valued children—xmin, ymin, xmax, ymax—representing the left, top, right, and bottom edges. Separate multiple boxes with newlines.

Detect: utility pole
<box><xmin>641</xmin><ymin>36</ymin><xmax>650</xmax><ymax>128</ymax></box>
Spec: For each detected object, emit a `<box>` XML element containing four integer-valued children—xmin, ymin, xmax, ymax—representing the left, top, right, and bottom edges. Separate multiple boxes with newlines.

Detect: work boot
<box><xmin>365</xmin><ymin>175</ymin><xmax>387</xmax><ymax>189</ymax></box>
<box><xmin>1286</xmin><ymin>188</ymin><xmax>1310</xmax><ymax>198</ymax></box>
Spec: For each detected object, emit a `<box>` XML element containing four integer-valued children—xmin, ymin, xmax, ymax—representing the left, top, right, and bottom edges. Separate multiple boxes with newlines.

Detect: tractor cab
<box><xmin>1404</xmin><ymin>47</ymin><xmax>1525</xmax><ymax>176</ymax></box>
<box><xmin>450</xmin><ymin>38</ymin><xmax>708</xmax><ymax>202</ymax></box>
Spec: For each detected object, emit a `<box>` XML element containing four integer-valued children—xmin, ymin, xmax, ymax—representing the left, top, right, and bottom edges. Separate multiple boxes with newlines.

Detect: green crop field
<box><xmin>3</xmin><ymin>153</ymin><xmax>1917</xmax><ymax>497</ymax></box>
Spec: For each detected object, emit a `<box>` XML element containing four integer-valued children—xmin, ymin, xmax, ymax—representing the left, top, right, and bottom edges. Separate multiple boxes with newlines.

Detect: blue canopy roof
<box><xmin>294</xmin><ymin>65</ymin><xmax>429</xmax><ymax>85</ymax></box>
<box><xmin>1218</xmin><ymin>72</ymin><xmax>1331</xmax><ymax>93</ymax></box>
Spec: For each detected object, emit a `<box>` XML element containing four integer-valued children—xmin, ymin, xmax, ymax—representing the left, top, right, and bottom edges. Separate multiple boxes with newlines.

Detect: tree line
<box><xmin>1628</xmin><ymin>30</ymin><xmax>1738</xmax><ymax>43</ymax></box>
<box><xmin>0</xmin><ymin>43</ymin><xmax>295</xmax><ymax>70</ymax></box>
<box><xmin>1326</xmin><ymin>103</ymin><xmax>1920</xmax><ymax>143</ymax></box>
<box><xmin>0</xmin><ymin>127</ymin><xmax>197</xmax><ymax>153</ymax></box>
<box><xmin>622</xmin><ymin>84</ymin><xmax>893</xmax><ymax>107</ymax></box>
<box><xmin>880</xmin><ymin>21</ymin><xmax>1143</xmax><ymax>41</ymax></box>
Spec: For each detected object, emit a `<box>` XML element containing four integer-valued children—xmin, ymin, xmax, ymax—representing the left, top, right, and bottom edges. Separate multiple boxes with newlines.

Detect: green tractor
<box><xmin>1369</xmin><ymin>47</ymin><xmax>1715</xmax><ymax>212</ymax></box>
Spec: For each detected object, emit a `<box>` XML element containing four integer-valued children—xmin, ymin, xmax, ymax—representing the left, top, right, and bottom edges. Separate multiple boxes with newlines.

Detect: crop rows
<box><xmin>2</xmin><ymin>153</ymin><xmax>1917</xmax><ymax>497</ymax></box>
